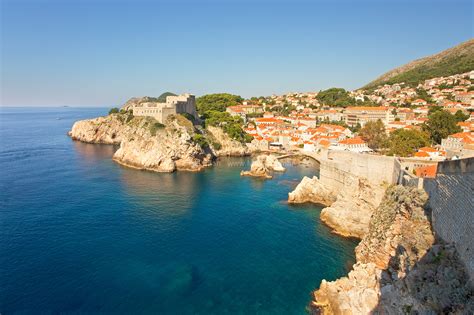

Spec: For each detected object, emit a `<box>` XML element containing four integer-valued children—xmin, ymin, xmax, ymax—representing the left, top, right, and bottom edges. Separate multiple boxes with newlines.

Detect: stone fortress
<box><xmin>132</xmin><ymin>93</ymin><xmax>198</xmax><ymax>124</ymax></box>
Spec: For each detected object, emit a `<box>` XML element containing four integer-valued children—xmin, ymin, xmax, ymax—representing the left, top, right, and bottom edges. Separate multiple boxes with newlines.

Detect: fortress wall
<box><xmin>423</xmin><ymin>158</ymin><xmax>474</xmax><ymax>284</ymax></box>
<box><xmin>321</xmin><ymin>151</ymin><xmax>400</xmax><ymax>189</ymax></box>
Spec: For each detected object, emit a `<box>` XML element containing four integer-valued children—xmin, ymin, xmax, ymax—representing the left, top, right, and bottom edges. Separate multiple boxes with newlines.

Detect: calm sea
<box><xmin>0</xmin><ymin>107</ymin><xmax>357</xmax><ymax>314</ymax></box>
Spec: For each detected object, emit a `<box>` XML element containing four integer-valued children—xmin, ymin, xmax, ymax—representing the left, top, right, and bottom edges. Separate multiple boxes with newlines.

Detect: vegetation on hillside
<box><xmin>157</xmin><ymin>92</ymin><xmax>177</xmax><ymax>102</ymax></box>
<box><xmin>364</xmin><ymin>39</ymin><xmax>474</xmax><ymax>89</ymax></box>
<box><xmin>202</xmin><ymin>111</ymin><xmax>252</xmax><ymax>143</ymax></box>
<box><xmin>196</xmin><ymin>94</ymin><xmax>250</xmax><ymax>143</ymax></box>
<box><xmin>109</xmin><ymin>107</ymin><xmax>119</xmax><ymax>114</ymax></box>
<box><xmin>196</xmin><ymin>93</ymin><xmax>243</xmax><ymax>113</ymax></box>
<box><xmin>316</xmin><ymin>88</ymin><xmax>378</xmax><ymax>107</ymax></box>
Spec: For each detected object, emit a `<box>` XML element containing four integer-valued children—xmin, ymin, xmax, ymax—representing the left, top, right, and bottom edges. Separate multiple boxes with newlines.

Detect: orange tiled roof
<box><xmin>419</xmin><ymin>146</ymin><xmax>437</xmax><ymax>152</ymax></box>
<box><xmin>339</xmin><ymin>137</ymin><xmax>366</xmax><ymax>145</ymax></box>
<box><xmin>415</xmin><ymin>165</ymin><xmax>437</xmax><ymax>178</ymax></box>
<box><xmin>414</xmin><ymin>151</ymin><xmax>430</xmax><ymax>157</ymax></box>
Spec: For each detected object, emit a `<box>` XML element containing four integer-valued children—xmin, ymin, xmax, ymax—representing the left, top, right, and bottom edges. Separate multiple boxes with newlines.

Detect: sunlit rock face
<box><xmin>287</xmin><ymin>176</ymin><xmax>336</xmax><ymax>206</ymax></box>
<box><xmin>69</xmin><ymin>114</ymin><xmax>212</xmax><ymax>172</ymax></box>
<box><xmin>311</xmin><ymin>186</ymin><xmax>473</xmax><ymax>315</ymax></box>
<box><xmin>240</xmin><ymin>154</ymin><xmax>286</xmax><ymax>179</ymax></box>
<box><xmin>288</xmin><ymin>174</ymin><xmax>385</xmax><ymax>238</ymax></box>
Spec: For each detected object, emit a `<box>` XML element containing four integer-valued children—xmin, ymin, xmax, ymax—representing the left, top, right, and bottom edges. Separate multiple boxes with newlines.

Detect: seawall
<box><xmin>319</xmin><ymin>151</ymin><xmax>400</xmax><ymax>190</ymax></box>
<box><xmin>423</xmin><ymin>157</ymin><xmax>474</xmax><ymax>284</ymax></box>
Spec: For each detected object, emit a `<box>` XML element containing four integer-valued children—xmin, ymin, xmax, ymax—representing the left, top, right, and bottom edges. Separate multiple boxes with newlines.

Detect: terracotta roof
<box><xmin>415</xmin><ymin>165</ymin><xmax>437</xmax><ymax>178</ymax></box>
<box><xmin>339</xmin><ymin>137</ymin><xmax>366</xmax><ymax>145</ymax></box>
<box><xmin>419</xmin><ymin>146</ymin><xmax>437</xmax><ymax>152</ymax></box>
<box><xmin>414</xmin><ymin>151</ymin><xmax>430</xmax><ymax>157</ymax></box>
<box><xmin>255</xmin><ymin>117</ymin><xmax>284</xmax><ymax>124</ymax></box>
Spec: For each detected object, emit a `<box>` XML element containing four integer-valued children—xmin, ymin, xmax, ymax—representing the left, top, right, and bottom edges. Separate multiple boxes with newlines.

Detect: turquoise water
<box><xmin>0</xmin><ymin>107</ymin><xmax>357</xmax><ymax>314</ymax></box>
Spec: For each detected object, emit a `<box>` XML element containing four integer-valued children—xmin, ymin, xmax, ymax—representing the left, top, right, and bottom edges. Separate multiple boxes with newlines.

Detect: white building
<box><xmin>133</xmin><ymin>93</ymin><xmax>197</xmax><ymax>124</ymax></box>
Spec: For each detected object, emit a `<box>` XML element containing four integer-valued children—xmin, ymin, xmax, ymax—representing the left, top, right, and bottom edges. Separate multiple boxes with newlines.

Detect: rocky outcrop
<box><xmin>355</xmin><ymin>187</ymin><xmax>434</xmax><ymax>270</ymax></box>
<box><xmin>320</xmin><ymin>177</ymin><xmax>386</xmax><ymax>238</ymax></box>
<box><xmin>311</xmin><ymin>186</ymin><xmax>473</xmax><ymax>314</ymax></box>
<box><xmin>287</xmin><ymin>176</ymin><xmax>336</xmax><ymax>206</ymax></box>
<box><xmin>206</xmin><ymin>125</ymin><xmax>250</xmax><ymax>157</ymax></box>
<box><xmin>313</xmin><ymin>262</ymin><xmax>382</xmax><ymax>314</ymax></box>
<box><xmin>69</xmin><ymin>114</ymin><xmax>130</xmax><ymax>144</ymax></box>
<box><xmin>240</xmin><ymin>154</ymin><xmax>285</xmax><ymax>178</ymax></box>
<box><xmin>288</xmin><ymin>175</ymin><xmax>384</xmax><ymax>238</ymax></box>
<box><xmin>69</xmin><ymin>113</ymin><xmax>213</xmax><ymax>172</ymax></box>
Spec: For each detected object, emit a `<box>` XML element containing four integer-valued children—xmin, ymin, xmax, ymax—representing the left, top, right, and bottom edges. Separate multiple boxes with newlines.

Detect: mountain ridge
<box><xmin>363</xmin><ymin>39</ymin><xmax>474</xmax><ymax>90</ymax></box>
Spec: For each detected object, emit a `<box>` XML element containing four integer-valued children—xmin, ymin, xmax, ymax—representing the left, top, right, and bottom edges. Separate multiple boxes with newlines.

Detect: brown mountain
<box><xmin>363</xmin><ymin>39</ymin><xmax>474</xmax><ymax>90</ymax></box>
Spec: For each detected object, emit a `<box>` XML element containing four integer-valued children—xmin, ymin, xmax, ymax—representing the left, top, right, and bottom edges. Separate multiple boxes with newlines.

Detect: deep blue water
<box><xmin>0</xmin><ymin>107</ymin><xmax>357</xmax><ymax>314</ymax></box>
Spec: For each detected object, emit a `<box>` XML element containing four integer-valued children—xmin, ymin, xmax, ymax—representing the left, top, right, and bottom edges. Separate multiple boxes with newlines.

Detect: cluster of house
<box><xmin>236</xmin><ymin>71</ymin><xmax>474</xmax><ymax>157</ymax></box>
<box><xmin>354</xmin><ymin>71</ymin><xmax>473</xmax><ymax>107</ymax></box>
<box><xmin>242</xmin><ymin>112</ymin><xmax>371</xmax><ymax>153</ymax></box>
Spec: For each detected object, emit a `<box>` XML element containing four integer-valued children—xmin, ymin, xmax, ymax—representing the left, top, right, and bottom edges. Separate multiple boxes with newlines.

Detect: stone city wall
<box><xmin>423</xmin><ymin>157</ymin><xmax>474</xmax><ymax>284</ymax></box>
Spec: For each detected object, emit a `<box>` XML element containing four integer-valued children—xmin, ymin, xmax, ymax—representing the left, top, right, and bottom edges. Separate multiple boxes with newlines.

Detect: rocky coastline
<box><xmin>309</xmin><ymin>186</ymin><xmax>473</xmax><ymax>314</ymax></box>
<box><xmin>69</xmin><ymin>108</ymin><xmax>254</xmax><ymax>173</ymax></box>
<box><xmin>288</xmin><ymin>173</ymin><xmax>473</xmax><ymax>313</ymax></box>
<box><xmin>288</xmin><ymin>174</ymin><xmax>385</xmax><ymax>239</ymax></box>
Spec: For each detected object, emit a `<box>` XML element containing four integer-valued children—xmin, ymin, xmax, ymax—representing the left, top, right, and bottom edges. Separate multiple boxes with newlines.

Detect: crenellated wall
<box><xmin>423</xmin><ymin>157</ymin><xmax>474</xmax><ymax>284</ymax></box>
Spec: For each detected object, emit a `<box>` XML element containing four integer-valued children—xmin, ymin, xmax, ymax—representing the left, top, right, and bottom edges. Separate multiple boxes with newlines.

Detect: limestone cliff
<box><xmin>319</xmin><ymin>177</ymin><xmax>386</xmax><ymax>239</ymax></box>
<box><xmin>311</xmin><ymin>186</ymin><xmax>473</xmax><ymax>314</ymax></box>
<box><xmin>287</xmin><ymin>176</ymin><xmax>337</xmax><ymax>206</ymax></box>
<box><xmin>69</xmin><ymin>113</ymin><xmax>213</xmax><ymax>172</ymax></box>
<box><xmin>69</xmin><ymin>114</ymin><xmax>129</xmax><ymax>145</ymax></box>
<box><xmin>240</xmin><ymin>154</ymin><xmax>285</xmax><ymax>178</ymax></box>
<box><xmin>206</xmin><ymin>125</ymin><xmax>251</xmax><ymax>157</ymax></box>
<box><xmin>288</xmin><ymin>175</ymin><xmax>385</xmax><ymax>238</ymax></box>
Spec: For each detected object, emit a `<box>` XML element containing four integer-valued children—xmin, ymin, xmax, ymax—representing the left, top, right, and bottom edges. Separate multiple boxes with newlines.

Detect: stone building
<box><xmin>132</xmin><ymin>93</ymin><xmax>197</xmax><ymax>124</ymax></box>
<box><xmin>344</xmin><ymin>106</ymin><xmax>393</xmax><ymax>127</ymax></box>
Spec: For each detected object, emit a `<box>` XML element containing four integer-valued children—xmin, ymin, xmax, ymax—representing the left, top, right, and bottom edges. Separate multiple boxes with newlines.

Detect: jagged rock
<box><xmin>240</xmin><ymin>155</ymin><xmax>273</xmax><ymax>178</ymax></box>
<box><xmin>265</xmin><ymin>155</ymin><xmax>285</xmax><ymax>172</ymax></box>
<box><xmin>320</xmin><ymin>177</ymin><xmax>386</xmax><ymax>239</ymax></box>
<box><xmin>240</xmin><ymin>154</ymin><xmax>286</xmax><ymax>178</ymax></box>
<box><xmin>311</xmin><ymin>262</ymin><xmax>382</xmax><ymax>315</ymax></box>
<box><xmin>288</xmin><ymin>176</ymin><xmax>336</xmax><ymax>206</ymax></box>
<box><xmin>310</xmin><ymin>186</ymin><xmax>472</xmax><ymax>315</ymax></box>
<box><xmin>355</xmin><ymin>186</ymin><xmax>434</xmax><ymax>269</ymax></box>
<box><xmin>69</xmin><ymin>114</ymin><xmax>130</xmax><ymax>144</ymax></box>
<box><xmin>288</xmin><ymin>175</ymin><xmax>384</xmax><ymax>238</ymax></box>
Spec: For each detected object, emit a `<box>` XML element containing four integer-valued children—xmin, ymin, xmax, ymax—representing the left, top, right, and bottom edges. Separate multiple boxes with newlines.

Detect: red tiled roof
<box><xmin>415</xmin><ymin>165</ymin><xmax>437</xmax><ymax>178</ymax></box>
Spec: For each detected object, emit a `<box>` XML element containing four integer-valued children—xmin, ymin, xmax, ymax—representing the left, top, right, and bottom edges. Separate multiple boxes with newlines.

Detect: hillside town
<box><xmin>223</xmin><ymin>71</ymin><xmax>474</xmax><ymax>177</ymax></box>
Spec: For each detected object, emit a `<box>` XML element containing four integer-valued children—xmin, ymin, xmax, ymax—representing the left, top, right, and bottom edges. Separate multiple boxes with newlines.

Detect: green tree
<box><xmin>157</xmin><ymin>92</ymin><xmax>177</xmax><ymax>102</ymax></box>
<box><xmin>203</xmin><ymin>110</ymin><xmax>249</xmax><ymax>143</ymax></box>
<box><xmin>428</xmin><ymin>106</ymin><xmax>443</xmax><ymax>115</ymax></box>
<box><xmin>192</xmin><ymin>134</ymin><xmax>209</xmax><ymax>148</ymax></box>
<box><xmin>316</xmin><ymin>88</ymin><xmax>356</xmax><ymax>107</ymax></box>
<box><xmin>149</xmin><ymin>122</ymin><xmax>165</xmax><ymax>136</ymax></box>
<box><xmin>109</xmin><ymin>107</ymin><xmax>119</xmax><ymax>114</ymax></box>
<box><xmin>387</xmin><ymin>129</ymin><xmax>430</xmax><ymax>157</ymax></box>
<box><xmin>358</xmin><ymin>120</ymin><xmax>388</xmax><ymax>150</ymax></box>
<box><xmin>196</xmin><ymin>93</ymin><xmax>243</xmax><ymax>113</ymax></box>
<box><xmin>454</xmin><ymin>110</ymin><xmax>469</xmax><ymax>122</ymax></box>
<box><xmin>422</xmin><ymin>110</ymin><xmax>462</xmax><ymax>144</ymax></box>
<box><xmin>415</xmin><ymin>88</ymin><xmax>433</xmax><ymax>103</ymax></box>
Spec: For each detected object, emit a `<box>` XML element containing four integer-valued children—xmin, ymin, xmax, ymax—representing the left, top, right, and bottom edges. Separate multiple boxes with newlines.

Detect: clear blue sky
<box><xmin>1</xmin><ymin>0</ymin><xmax>472</xmax><ymax>106</ymax></box>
